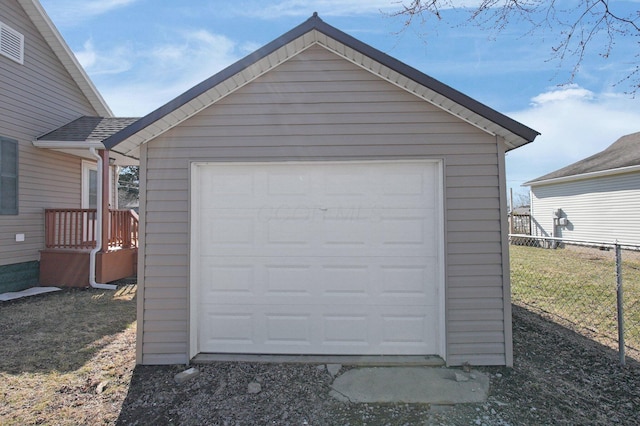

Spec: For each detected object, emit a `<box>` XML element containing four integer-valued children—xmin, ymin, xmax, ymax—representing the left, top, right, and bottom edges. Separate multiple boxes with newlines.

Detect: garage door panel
<box><xmin>380</xmin><ymin>308</ymin><xmax>438</xmax><ymax>347</ymax></box>
<box><xmin>320</xmin><ymin>265</ymin><xmax>368</xmax><ymax>295</ymax></box>
<box><xmin>199</xmin><ymin>304</ymin><xmax>438</xmax><ymax>355</ymax></box>
<box><xmin>267</xmin><ymin>171</ymin><xmax>311</xmax><ymax>195</ymax></box>
<box><xmin>267</xmin><ymin>219</ymin><xmax>314</xmax><ymax>245</ymax></box>
<box><xmin>200</xmin><ymin>171</ymin><xmax>255</xmax><ymax>198</ymax></box>
<box><xmin>202</xmin><ymin>215</ymin><xmax>255</xmax><ymax>246</ymax></box>
<box><xmin>199</xmin><ymin>257</ymin><xmax>439</xmax><ymax>305</ymax></box>
<box><xmin>200</xmin><ymin>246</ymin><xmax>436</xmax><ymax>257</ymax></box>
<box><xmin>200</xmin><ymin>211</ymin><xmax>438</xmax><ymax>252</ymax></box>
<box><xmin>193</xmin><ymin>160</ymin><xmax>443</xmax><ymax>356</ymax></box>
<box><xmin>266</xmin><ymin>265</ymin><xmax>314</xmax><ymax>295</ymax></box>
<box><xmin>380</xmin><ymin>264</ymin><xmax>438</xmax><ymax>298</ymax></box>
<box><xmin>319</xmin><ymin>218</ymin><xmax>370</xmax><ymax>246</ymax></box>
<box><xmin>200</xmin><ymin>263</ymin><xmax>255</xmax><ymax>294</ymax></box>
<box><xmin>201</xmin><ymin>309</ymin><xmax>255</xmax><ymax>346</ymax></box>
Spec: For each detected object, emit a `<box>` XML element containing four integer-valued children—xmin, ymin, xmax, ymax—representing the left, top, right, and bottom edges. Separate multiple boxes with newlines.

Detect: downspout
<box><xmin>89</xmin><ymin>147</ymin><xmax>117</xmax><ymax>290</ymax></box>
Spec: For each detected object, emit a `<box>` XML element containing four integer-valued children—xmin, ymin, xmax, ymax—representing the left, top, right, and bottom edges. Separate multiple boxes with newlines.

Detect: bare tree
<box><xmin>391</xmin><ymin>1</ymin><xmax>640</xmax><ymax>92</ymax></box>
<box><xmin>513</xmin><ymin>190</ymin><xmax>530</xmax><ymax>208</ymax></box>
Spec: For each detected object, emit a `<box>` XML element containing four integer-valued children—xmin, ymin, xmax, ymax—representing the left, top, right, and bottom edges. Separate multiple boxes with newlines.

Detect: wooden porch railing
<box><xmin>44</xmin><ymin>209</ymin><xmax>139</xmax><ymax>250</ymax></box>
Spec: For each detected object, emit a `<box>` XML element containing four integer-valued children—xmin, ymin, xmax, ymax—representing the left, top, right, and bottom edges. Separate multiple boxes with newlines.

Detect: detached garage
<box><xmin>105</xmin><ymin>14</ymin><xmax>539</xmax><ymax>366</ymax></box>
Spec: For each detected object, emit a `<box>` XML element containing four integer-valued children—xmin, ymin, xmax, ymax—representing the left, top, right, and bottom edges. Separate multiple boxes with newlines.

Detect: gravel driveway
<box><xmin>116</xmin><ymin>305</ymin><xmax>640</xmax><ymax>425</ymax></box>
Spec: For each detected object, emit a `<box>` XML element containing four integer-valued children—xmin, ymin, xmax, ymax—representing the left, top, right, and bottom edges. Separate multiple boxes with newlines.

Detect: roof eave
<box><xmin>18</xmin><ymin>0</ymin><xmax>113</xmax><ymax>117</ymax></box>
<box><xmin>525</xmin><ymin>164</ymin><xmax>640</xmax><ymax>187</ymax></box>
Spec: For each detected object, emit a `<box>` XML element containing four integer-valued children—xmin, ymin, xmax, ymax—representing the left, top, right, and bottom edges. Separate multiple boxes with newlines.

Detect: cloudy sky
<box><xmin>39</xmin><ymin>0</ymin><xmax>640</xmax><ymax>197</ymax></box>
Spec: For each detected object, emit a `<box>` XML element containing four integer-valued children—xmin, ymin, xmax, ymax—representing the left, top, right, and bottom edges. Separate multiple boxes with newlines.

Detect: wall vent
<box><xmin>0</xmin><ymin>21</ymin><xmax>24</xmax><ymax>64</ymax></box>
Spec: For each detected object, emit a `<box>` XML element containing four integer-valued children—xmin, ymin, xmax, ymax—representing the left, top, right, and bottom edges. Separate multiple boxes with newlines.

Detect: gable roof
<box><xmin>525</xmin><ymin>131</ymin><xmax>640</xmax><ymax>186</ymax></box>
<box><xmin>17</xmin><ymin>0</ymin><xmax>112</xmax><ymax>117</ymax></box>
<box><xmin>104</xmin><ymin>13</ymin><xmax>538</xmax><ymax>158</ymax></box>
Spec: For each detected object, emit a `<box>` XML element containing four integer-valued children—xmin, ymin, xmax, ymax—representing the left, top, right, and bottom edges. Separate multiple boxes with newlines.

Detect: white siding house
<box><xmin>526</xmin><ymin>131</ymin><xmax>640</xmax><ymax>246</ymax></box>
<box><xmin>105</xmin><ymin>14</ymin><xmax>539</xmax><ymax>366</ymax></box>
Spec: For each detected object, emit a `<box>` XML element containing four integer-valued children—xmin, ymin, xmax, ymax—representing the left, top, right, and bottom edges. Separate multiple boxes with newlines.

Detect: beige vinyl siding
<box><xmin>0</xmin><ymin>0</ymin><xmax>99</xmax><ymax>266</ymax></box>
<box><xmin>531</xmin><ymin>172</ymin><xmax>640</xmax><ymax>246</ymax></box>
<box><xmin>141</xmin><ymin>45</ymin><xmax>508</xmax><ymax>366</ymax></box>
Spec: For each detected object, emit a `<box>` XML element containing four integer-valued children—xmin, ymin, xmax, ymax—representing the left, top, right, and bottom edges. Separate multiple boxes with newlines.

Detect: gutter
<box><xmin>88</xmin><ymin>147</ymin><xmax>117</xmax><ymax>290</ymax></box>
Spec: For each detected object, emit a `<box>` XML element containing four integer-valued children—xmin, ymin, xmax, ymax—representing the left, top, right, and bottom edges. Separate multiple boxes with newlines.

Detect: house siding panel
<box><xmin>141</xmin><ymin>45</ymin><xmax>508</xmax><ymax>365</ymax></box>
<box><xmin>0</xmin><ymin>0</ymin><xmax>98</xmax><ymax>284</ymax></box>
<box><xmin>530</xmin><ymin>172</ymin><xmax>640</xmax><ymax>246</ymax></box>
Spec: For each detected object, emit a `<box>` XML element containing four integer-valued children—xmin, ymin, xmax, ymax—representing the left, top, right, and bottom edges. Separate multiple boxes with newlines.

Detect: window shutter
<box><xmin>0</xmin><ymin>137</ymin><xmax>18</xmax><ymax>215</ymax></box>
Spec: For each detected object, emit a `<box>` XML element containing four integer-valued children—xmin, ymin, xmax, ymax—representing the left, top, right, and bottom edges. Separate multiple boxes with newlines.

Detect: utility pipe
<box><xmin>89</xmin><ymin>147</ymin><xmax>117</xmax><ymax>290</ymax></box>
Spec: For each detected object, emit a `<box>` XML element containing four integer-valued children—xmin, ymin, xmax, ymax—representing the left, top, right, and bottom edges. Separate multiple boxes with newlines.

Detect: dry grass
<box><xmin>0</xmin><ymin>285</ymin><xmax>137</xmax><ymax>425</ymax></box>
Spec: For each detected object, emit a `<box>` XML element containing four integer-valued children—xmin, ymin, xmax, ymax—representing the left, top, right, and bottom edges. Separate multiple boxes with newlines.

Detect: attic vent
<box><xmin>0</xmin><ymin>21</ymin><xmax>24</xmax><ymax>64</ymax></box>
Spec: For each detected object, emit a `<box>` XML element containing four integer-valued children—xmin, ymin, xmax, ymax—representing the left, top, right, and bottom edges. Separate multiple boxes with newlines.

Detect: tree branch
<box><xmin>392</xmin><ymin>0</ymin><xmax>640</xmax><ymax>93</ymax></box>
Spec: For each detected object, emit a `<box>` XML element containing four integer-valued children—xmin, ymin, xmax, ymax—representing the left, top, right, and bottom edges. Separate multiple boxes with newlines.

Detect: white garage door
<box><xmin>190</xmin><ymin>160</ymin><xmax>444</xmax><ymax>357</ymax></box>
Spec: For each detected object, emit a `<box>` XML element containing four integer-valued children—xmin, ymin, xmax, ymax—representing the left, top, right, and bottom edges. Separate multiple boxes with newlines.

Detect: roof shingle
<box><xmin>37</xmin><ymin>116</ymin><xmax>140</xmax><ymax>142</ymax></box>
<box><xmin>526</xmin><ymin>131</ymin><xmax>640</xmax><ymax>185</ymax></box>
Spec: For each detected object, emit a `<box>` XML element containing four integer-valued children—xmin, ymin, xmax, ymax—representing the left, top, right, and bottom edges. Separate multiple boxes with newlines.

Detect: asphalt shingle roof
<box><xmin>38</xmin><ymin>116</ymin><xmax>140</xmax><ymax>142</ymax></box>
<box><xmin>526</xmin><ymin>131</ymin><xmax>640</xmax><ymax>185</ymax></box>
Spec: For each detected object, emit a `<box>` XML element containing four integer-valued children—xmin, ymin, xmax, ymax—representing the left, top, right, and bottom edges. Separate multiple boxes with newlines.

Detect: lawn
<box><xmin>0</xmin><ymin>285</ymin><xmax>137</xmax><ymax>425</ymax></box>
<box><xmin>510</xmin><ymin>244</ymin><xmax>640</xmax><ymax>357</ymax></box>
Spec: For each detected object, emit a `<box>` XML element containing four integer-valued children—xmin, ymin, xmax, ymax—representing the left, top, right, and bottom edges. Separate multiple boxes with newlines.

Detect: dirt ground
<box><xmin>115</xmin><ymin>305</ymin><xmax>640</xmax><ymax>425</ymax></box>
<box><xmin>2</xmin><ymin>289</ymin><xmax>639</xmax><ymax>425</ymax></box>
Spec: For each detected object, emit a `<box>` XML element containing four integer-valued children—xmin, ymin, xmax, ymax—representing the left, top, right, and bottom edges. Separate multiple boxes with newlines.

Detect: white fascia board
<box><xmin>32</xmin><ymin>139</ymin><xmax>105</xmax><ymax>149</ymax></box>
<box><xmin>18</xmin><ymin>0</ymin><xmax>113</xmax><ymax>117</ymax></box>
<box><xmin>526</xmin><ymin>164</ymin><xmax>640</xmax><ymax>187</ymax></box>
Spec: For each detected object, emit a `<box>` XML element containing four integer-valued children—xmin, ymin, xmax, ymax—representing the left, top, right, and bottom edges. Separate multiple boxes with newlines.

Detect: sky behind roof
<box><xmin>39</xmin><ymin>0</ymin><xmax>640</xmax><ymax>198</ymax></box>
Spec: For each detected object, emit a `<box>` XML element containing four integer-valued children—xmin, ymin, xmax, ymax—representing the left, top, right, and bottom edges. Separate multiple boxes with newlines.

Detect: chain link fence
<box><xmin>509</xmin><ymin>235</ymin><xmax>640</xmax><ymax>365</ymax></box>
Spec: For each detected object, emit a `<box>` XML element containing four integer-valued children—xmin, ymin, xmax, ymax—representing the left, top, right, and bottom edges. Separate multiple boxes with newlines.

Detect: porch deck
<box><xmin>40</xmin><ymin>209</ymin><xmax>139</xmax><ymax>287</ymax></box>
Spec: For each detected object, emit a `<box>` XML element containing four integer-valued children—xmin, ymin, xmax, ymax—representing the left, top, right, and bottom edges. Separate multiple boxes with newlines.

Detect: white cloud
<box><xmin>529</xmin><ymin>85</ymin><xmax>595</xmax><ymax>105</ymax></box>
<box><xmin>506</xmin><ymin>85</ymin><xmax>640</xmax><ymax>189</ymax></box>
<box><xmin>82</xmin><ymin>0</ymin><xmax>136</xmax><ymax>16</ymax></box>
<box><xmin>238</xmin><ymin>0</ymin><xmax>497</xmax><ymax>19</ymax></box>
<box><xmin>74</xmin><ymin>39</ymin><xmax>132</xmax><ymax>75</ymax></box>
<box><xmin>74</xmin><ymin>39</ymin><xmax>96</xmax><ymax>69</ymax></box>
<box><xmin>95</xmin><ymin>30</ymin><xmax>241</xmax><ymax>116</ymax></box>
<box><xmin>239</xmin><ymin>0</ymin><xmax>400</xmax><ymax>18</ymax></box>
<box><xmin>41</xmin><ymin>0</ymin><xmax>138</xmax><ymax>25</ymax></box>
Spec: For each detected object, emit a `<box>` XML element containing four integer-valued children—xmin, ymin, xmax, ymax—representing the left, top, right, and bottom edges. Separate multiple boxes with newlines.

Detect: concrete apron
<box><xmin>330</xmin><ymin>367</ymin><xmax>489</xmax><ymax>404</ymax></box>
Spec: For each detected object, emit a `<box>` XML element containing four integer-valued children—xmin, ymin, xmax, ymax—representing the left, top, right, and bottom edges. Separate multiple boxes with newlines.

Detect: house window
<box><xmin>82</xmin><ymin>161</ymin><xmax>98</xmax><ymax>209</ymax></box>
<box><xmin>0</xmin><ymin>137</ymin><xmax>18</xmax><ymax>215</ymax></box>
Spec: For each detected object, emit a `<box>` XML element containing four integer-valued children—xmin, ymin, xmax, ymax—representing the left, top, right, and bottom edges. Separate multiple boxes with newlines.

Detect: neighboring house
<box><xmin>0</xmin><ymin>0</ymin><xmax>138</xmax><ymax>293</ymax></box>
<box><xmin>525</xmin><ymin>131</ymin><xmax>640</xmax><ymax>246</ymax></box>
<box><xmin>105</xmin><ymin>14</ymin><xmax>539</xmax><ymax>367</ymax></box>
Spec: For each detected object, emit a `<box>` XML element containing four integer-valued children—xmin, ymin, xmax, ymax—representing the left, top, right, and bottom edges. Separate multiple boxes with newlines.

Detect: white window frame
<box><xmin>81</xmin><ymin>160</ymin><xmax>98</xmax><ymax>209</ymax></box>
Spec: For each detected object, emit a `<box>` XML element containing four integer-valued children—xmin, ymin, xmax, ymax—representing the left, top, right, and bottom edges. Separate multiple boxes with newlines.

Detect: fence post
<box><xmin>615</xmin><ymin>242</ymin><xmax>625</xmax><ymax>366</ymax></box>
